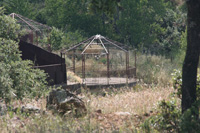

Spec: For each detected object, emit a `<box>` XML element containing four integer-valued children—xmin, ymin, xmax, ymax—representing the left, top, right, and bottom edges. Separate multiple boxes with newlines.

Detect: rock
<box><xmin>95</xmin><ymin>109</ymin><xmax>102</xmax><ymax>114</ymax></box>
<box><xmin>114</xmin><ymin>112</ymin><xmax>131</xmax><ymax>116</ymax></box>
<box><xmin>46</xmin><ymin>89</ymin><xmax>87</xmax><ymax>117</ymax></box>
<box><xmin>20</xmin><ymin>105</ymin><xmax>41</xmax><ymax>114</ymax></box>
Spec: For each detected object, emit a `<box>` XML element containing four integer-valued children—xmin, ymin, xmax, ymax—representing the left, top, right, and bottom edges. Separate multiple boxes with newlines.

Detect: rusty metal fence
<box><xmin>19</xmin><ymin>40</ymin><xmax>67</xmax><ymax>85</ymax></box>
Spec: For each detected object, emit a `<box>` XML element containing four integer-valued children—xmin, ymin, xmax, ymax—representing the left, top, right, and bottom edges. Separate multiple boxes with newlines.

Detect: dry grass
<box><xmin>0</xmin><ymin>85</ymin><xmax>177</xmax><ymax>132</ymax></box>
<box><xmin>87</xmin><ymin>86</ymin><xmax>174</xmax><ymax>115</ymax></box>
<box><xmin>67</xmin><ymin>71</ymin><xmax>82</xmax><ymax>83</ymax></box>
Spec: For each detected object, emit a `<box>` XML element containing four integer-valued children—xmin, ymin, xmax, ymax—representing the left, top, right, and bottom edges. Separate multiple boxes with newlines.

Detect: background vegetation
<box><xmin>1</xmin><ymin>0</ymin><xmax>197</xmax><ymax>132</ymax></box>
<box><xmin>0</xmin><ymin>0</ymin><xmax>187</xmax><ymax>57</ymax></box>
<box><xmin>0</xmin><ymin>7</ymin><xmax>47</xmax><ymax>104</ymax></box>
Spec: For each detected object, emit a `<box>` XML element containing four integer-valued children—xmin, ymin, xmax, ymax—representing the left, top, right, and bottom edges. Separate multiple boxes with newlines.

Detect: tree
<box><xmin>49</xmin><ymin>27</ymin><xmax>63</xmax><ymax>50</ymax></box>
<box><xmin>3</xmin><ymin>0</ymin><xmax>32</xmax><ymax>17</ymax></box>
<box><xmin>0</xmin><ymin>7</ymin><xmax>47</xmax><ymax>104</ymax></box>
<box><xmin>182</xmin><ymin>0</ymin><xmax>200</xmax><ymax>115</ymax></box>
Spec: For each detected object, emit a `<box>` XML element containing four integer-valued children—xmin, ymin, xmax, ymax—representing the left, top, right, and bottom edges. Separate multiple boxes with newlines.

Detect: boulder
<box><xmin>20</xmin><ymin>105</ymin><xmax>42</xmax><ymax>114</ymax></box>
<box><xmin>46</xmin><ymin>89</ymin><xmax>87</xmax><ymax>117</ymax></box>
<box><xmin>0</xmin><ymin>103</ymin><xmax>44</xmax><ymax>116</ymax></box>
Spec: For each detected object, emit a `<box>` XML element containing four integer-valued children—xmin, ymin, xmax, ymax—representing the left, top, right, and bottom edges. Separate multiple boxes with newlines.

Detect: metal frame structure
<box><xmin>9</xmin><ymin>13</ymin><xmax>52</xmax><ymax>33</ymax></box>
<box><xmin>62</xmin><ymin>34</ymin><xmax>136</xmax><ymax>85</ymax></box>
<box><xmin>9</xmin><ymin>13</ymin><xmax>52</xmax><ymax>45</ymax></box>
<box><xmin>10</xmin><ymin>13</ymin><xmax>66</xmax><ymax>85</ymax></box>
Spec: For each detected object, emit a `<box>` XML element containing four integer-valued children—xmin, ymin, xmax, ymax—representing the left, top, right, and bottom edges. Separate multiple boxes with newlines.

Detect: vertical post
<box><xmin>30</xmin><ymin>31</ymin><xmax>34</xmax><ymax>44</ymax></box>
<box><xmin>107</xmin><ymin>53</ymin><xmax>110</xmax><ymax>85</ymax></box>
<box><xmin>128</xmin><ymin>52</ymin><xmax>129</xmax><ymax>77</ymax></box>
<box><xmin>60</xmin><ymin>52</ymin><xmax>63</xmax><ymax>71</ymax></box>
<box><xmin>135</xmin><ymin>50</ymin><xmax>137</xmax><ymax>78</ymax></box>
<box><xmin>82</xmin><ymin>54</ymin><xmax>85</xmax><ymax>84</ymax></box>
<box><xmin>36</xmin><ymin>33</ymin><xmax>38</xmax><ymax>46</ymax></box>
<box><xmin>73</xmin><ymin>50</ymin><xmax>75</xmax><ymax>73</ymax></box>
<box><xmin>84</xmin><ymin>55</ymin><xmax>85</xmax><ymax>80</ymax></box>
<box><xmin>64</xmin><ymin>53</ymin><xmax>67</xmax><ymax>85</ymax></box>
<box><xmin>126</xmin><ymin>52</ymin><xmax>129</xmax><ymax>84</ymax></box>
<box><xmin>12</xmin><ymin>13</ymin><xmax>15</xmax><ymax>19</ymax></box>
<box><xmin>64</xmin><ymin>53</ymin><xmax>66</xmax><ymax>60</ymax></box>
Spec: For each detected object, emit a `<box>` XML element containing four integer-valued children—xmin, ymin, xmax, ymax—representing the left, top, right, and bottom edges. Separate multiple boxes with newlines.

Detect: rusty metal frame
<box><xmin>107</xmin><ymin>53</ymin><xmax>110</xmax><ymax>85</ymax></box>
<box><xmin>62</xmin><ymin>34</ymin><xmax>136</xmax><ymax>85</ymax></box>
<box><xmin>9</xmin><ymin>13</ymin><xmax>51</xmax><ymax>33</ymax></box>
<box><xmin>82</xmin><ymin>54</ymin><xmax>85</xmax><ymax>83</ymax></box>
<box><xmin>73</xmin><ymin>50</ymin><xmax>76</xmax><ymax>73</ymax></box>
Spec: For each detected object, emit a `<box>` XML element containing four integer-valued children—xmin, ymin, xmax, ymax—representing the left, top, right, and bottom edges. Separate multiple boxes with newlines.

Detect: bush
<box><xmin>171</xmin><ymin>69</ymin><xmax>200</xmax><ymax>132</ymax></box>
<box><xmin>49</xmin><ymin>27</ymin><xmax>64</xmax><ymax>50</ymax></box>
<box><xmin>143</xmin><ymin>99</ymin><xmax>181</xmax><ymax>132</ymax></box>
<box><xmin>0</xmin><ymin>38</ymin><xmax>47</xmax><ymax>104</ymax></box>
<box><xmin>144</xmin><ymin>69</ymin><xmax>200</xmax><ymax>132</ymax></box>
<box><xmin>62</xmin><ymin>30</ymin><xmax>85</xmax><ymax>49</ymax></box>
<box><xmin>172</xmin><ymin>69</ymin><xmax>200</xmax><ymax>99</ymax></box>
<box><xmin>0</xmin><ymin>8</ymin><xmax>47</xmax><ymax>104</ymax></box>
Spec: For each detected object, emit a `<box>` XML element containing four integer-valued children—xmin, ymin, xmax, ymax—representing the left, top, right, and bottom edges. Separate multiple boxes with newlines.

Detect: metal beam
<box><xmin>81</xmin><ymin>37</ymin><xmax>96</xmax><ymax>54</ymax></box>
<box><xmin>103</xmin><ymin>38</ymin><xmax>128</xmax><ymax>52</ymax></box>
<box><xmin>14</xmin><ymin>14</ymin><xmax>41</xmax><ymax>32</ymax></box>
<box><xmin>62</xmin><ymin>36</ymin><xmax>95</xmax><ymax>53</ymax></box>
<box><xmin>99</xmin><ymin>38</ymin><xmax>108</xmax><ymax>54</ymax></box>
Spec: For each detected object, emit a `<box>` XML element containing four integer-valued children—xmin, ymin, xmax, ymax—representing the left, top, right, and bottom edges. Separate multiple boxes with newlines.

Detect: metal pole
<box><xmin>135</xmin><ymin>50</ymin><xmax>137</xmax><ymax>78</ymax></box>
<box><xmin>60</xmin><ymin>52</ymin><xmax>63</xmax><ymax>71</ymax></box>
<box><xmin>64</xmin><ymin>53</ymin><xmax>67</xmax><ymax>85</ymax></box>
<box><xmin>107</xmin><ymin>53</ymin><xmax>110</xmax><ymax>85</ymax></box>
<box><xmin>127</xmin><ymin>52</ymin><xmax>129</xmax><ymax>77</ymax></box>
<box><xmin>36</xmin><ymin>33</ymin><xmax>38</xmax><ymax>45</ymax></box>
<box><xmin>73</xmin><ymin>50</ymin><xmax>75</xmax><ymax>73</ymax></box>
<box><xmin>82</xmin><ymin>54</ymin><xmax>85</xmax><ymax>84</ymax></box>
<box><xmin>84</xmin><ymin>55</ymin><xmax>85</xmax><ymax>80</ymax></box>
<box><xmin>126</xmin><ymin>52</ymin><xmax>128</xmax><ymax>84</ymax></box>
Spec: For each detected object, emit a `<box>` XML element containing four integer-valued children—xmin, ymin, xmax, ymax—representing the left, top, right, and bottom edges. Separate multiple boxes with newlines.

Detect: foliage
<box><xmin>49</xmin><ymin>27</ymin><xmax>63</xmax><ymax>50</ymax></box>
<box><xmin>0</xmin><ymin>14</ymin><xmax>21</xmax><ymax>40</ymax></box>
<box><xmin>180</xmin><ymin>104</ymin><xmax>200</xmax><ymax>132</ymax></box>
<box><xmin>172</xmin><ymin>69</ymin><xmax>182</xmax><ymax>98</ymax></box>
<box><xmin>143</xmin><ymin>99</ymin><xmax>181</xmax><ymax>132</ymax></box>
<box><xmin>1</xmin><ymin>0</ymin><xmax>187</xmax><ymax>60</ymax></box>
<box><xmin>0</xmin><ymin>8</ymin><xmax>47</xmax><ymax>104</ymax></box>
<box><xmin>151</xmin><ymin>7</ymin><xmax>186</xmax><ymax>57</ymax></box>
<box><xmin>172</xmin><ymin>69</ymin><xmax>200</xmax><ymax>99</ymax></box>
<box><xmin>0</xmin><ymin>39</ymin><xmax>47</xmax><ymax>104</ymax></box>
<box><xmin>61</xmin><ymin>30</ymin><xmax>85</xmax><ymax>49</ymax></box>
<box><xmin>2</xmin><ymin>0</ymin><xmax>32</xmax><ymax>17</ymax></box>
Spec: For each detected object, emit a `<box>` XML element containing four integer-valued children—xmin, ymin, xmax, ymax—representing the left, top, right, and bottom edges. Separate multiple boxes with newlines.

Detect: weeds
<box><xmin>0</xmin><ymin>85</ymin><xmax>174</xmax><ymax>132</ymax></box>
<box><xmin>136</xmin><ymin>53</ymin><xmax>182</xmax><ymax>86</ymax></box>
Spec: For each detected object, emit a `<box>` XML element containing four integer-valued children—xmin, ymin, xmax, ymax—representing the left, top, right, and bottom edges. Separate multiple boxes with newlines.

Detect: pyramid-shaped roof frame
<box><xmin>9</xmin><ymin>13</ymin><xmax>52</xmax><ymax>33</ymax></box>
<box><xmin>62</xmin><ymin>34</ymin><xmax>129</xmax><ymax>55</ymax></box>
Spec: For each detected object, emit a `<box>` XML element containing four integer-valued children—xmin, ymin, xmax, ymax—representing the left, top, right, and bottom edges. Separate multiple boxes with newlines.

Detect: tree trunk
<box><xmin>182</xmin><ymin>1</ymin><xmax>200</xmax><ymax>114</ymax></box>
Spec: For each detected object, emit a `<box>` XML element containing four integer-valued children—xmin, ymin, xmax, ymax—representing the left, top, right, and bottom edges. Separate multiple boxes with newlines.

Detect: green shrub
<box><xmin>180</xmin><ymin>105</ymin><xmax>200</xmax><ymax>132</ymax></box>
<box><xmin>145</xmin><ymin>69</ymin><xmax>200</xmax><ymax>133</ymax></box>
<box><xmin>143</xmin><ymin>99</ymin><xmax>181</xmax><ymax>132</ymax></box>
<box><xmin>172</xmin><ymin>69</ymin><xmax>200</xmax><ymax>99</ymax></box>
<box><xmin>0</xmin><ymin>38</ymin><xmax>47</xmax><ymax>104</ymax></box>
<box><xmin>61</xmin><ymin>30</ymin><xmax>85</xmax><ymax>49</ymax></box>
<box><xmin>171</xmin><ymin>69</ymin><xmax>200</xmax><ymax>132</ymax></box>
<box><xmin>49</xmin><ymin>27</ymin><xmax>64</xmax><ymax>50</ymax></box>
<box><xmin>0</xmin><ymin>7</ymin><xmax>47</xmax><ymax>104</ymax></box>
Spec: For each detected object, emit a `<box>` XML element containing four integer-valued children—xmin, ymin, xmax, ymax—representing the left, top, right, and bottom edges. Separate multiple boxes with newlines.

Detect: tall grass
<box><xmin>135</xmin><ymin>53</ymin><xmax>183</xmax><ymax>86</ymax></box>
<box><xmin>0</xmin><ymin>52</ymin><xmax>183</xmax><ymax>132</ymax></box>
<box><xmin>0</xmin><ymin>85</ymin><xmax>175</xmax><ymax>132</ymax></box>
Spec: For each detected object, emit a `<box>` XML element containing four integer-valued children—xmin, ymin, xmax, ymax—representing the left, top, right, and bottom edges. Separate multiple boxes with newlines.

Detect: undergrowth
<box><xmin>0</xmin><ymin>85</ymin><xmax>174</xmax><ymax>132</ymax></box>
<box><xmin>136</xmin><ymin>53</ymin><xmax>183</xmax><ymax>86</ymax></box>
